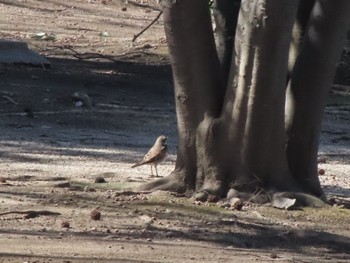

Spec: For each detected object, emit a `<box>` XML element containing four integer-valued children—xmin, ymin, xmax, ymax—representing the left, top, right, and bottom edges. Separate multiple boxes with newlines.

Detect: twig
<box><xmin>0</xmin><ymin>210</ymin><xmax>61</xmax><ymax>219</ymax></box>
<box><xmin>1</xmin><ymin>95</ymin><xmax>18</xmax><ymax>105</ymax></box>
<box><xmin>132</xmin><ymin>10</ymin><xmax>163</xmax><ymax>42</ymax></box>
<box><xmin>63</xmin><ymin>46</ymin><xmax>122</xmax><ymax>62</ymax></box>
<box><xmin>41</xmin><ymin>62</ymin><xmax>48</xmax><ymax>71</ymax></box>
<box><xmin>114</xmin><ymin>190</ymin><xmax>152</xmax><ymax>196</ymax></box>
<box><xmin>60</xmin><ymin>46</ymin><xmax>164</xmax><ymax>64</ymax></box>
<box><xmin>250</xmin><ymin>173</ymin><xmax>263</xmax><ymax>184</ymax></box>
<box><xmin>246</xmin><ymin>188</ymin><xmax>263</xmax><ymax>203</ymax></box>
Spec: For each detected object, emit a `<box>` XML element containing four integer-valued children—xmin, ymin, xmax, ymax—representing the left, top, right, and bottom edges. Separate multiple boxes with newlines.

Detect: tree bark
<box><xmin>285</xmin><ymin>0</ymin><xmax>350</xmax><ymax>196</ymax></box>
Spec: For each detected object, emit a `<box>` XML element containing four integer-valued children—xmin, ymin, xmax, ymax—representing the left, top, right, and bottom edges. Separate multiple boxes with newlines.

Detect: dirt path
<box><xmin>0</xmin><ymin>1</ymin><xmax>350</xmax><ymax>262</ymax></box>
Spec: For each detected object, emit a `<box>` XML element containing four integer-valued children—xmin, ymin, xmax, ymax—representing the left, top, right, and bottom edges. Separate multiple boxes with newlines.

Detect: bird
<box><xmin>131</xmin><ymin>135</ymin><xmax>167</xmax><ymax>177</ymax></box>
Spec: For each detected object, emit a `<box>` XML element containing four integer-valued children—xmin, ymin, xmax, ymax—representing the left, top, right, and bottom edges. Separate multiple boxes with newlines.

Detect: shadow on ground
<box><xmin>0</xmin><ymin>53</ymin><xmax>177</xmax><ymax>165</ymax></box>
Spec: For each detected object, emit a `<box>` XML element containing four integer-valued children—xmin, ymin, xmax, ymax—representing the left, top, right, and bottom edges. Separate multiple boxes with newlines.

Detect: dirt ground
<box><xmin>0</xmin><ymin>1</ymin><xmax>349</xmax><ymax>262</ymax></box>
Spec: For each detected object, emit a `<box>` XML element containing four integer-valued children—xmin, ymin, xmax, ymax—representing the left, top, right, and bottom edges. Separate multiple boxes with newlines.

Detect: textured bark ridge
<box><xmin>138</xmin><ymin>0</ymin><xmax>350</xmax><ymax>206</ymax></box>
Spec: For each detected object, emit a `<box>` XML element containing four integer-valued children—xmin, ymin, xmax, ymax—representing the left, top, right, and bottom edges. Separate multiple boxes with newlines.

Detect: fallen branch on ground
<box><xmin>114</xmin><ymin>190</ymin><xmax>152</xmax><ymax>196</ymax></box>
<box><xmin>61</xmin><ymin>46</ymin><xmax>164</xmax><ymax>63</ymax></box>
<box><xmin>0</xmin><ymin>210</ymin><xmax>61</xmax><ymax>219</ymax></box>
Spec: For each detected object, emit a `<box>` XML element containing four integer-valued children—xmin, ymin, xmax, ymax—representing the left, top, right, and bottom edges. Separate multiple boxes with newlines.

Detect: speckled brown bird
<box><xmin>131</xmin><ymin>135</ymin><xmax>167</xmax><ymax>177</ymax></box>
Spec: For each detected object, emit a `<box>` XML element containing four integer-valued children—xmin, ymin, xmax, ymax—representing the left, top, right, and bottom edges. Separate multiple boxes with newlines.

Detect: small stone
<box><xmin>207</xmin><ymin>194</ymin><xmax>219</xmax><ymax>203</ymax></box>
<box><xmin>86</xmin><ymin>186</ymin><xmax>96</xmax><ymax>192</ymax></box>
<box><xmin>91</xmin><ymin>210</ymin><xmax>101</xmax><ymax>220</ymax></box>
<box><xmin>61</xmin><ymin>221</ymin><xmax>70</xmax><ymax>229</ymax></box>
<box><xmin>142</xmin><ymin>44</ymin><xmax>152</xmax><ymax>49</ymax></box>
<box><xmin>94</xmin><ymin>177</ymin><xmax>106</xmax><ymax>183</ymax></box>
<box><xmin>52</xmin><ymin>181</ymin><xmax>70</xmax><ymax>188</ymax></box>
<box><xmin>74</xmin><ymin>101</ymin><xmax>83</xmax><ymax>107</ymax></box>
<box><xmin>219</xmin><ymin>203</ymin><xmax>230</xmax><ymax>208</ymax></box>
<box><xmin>318</xmin><ymin>169</ymin><xmax>325</xmax><ymax>175</ymax></box>
<box><xmin>317</xmin><ymin>157</ymin><xmax>327</xmax><ymax>163</ymax></box>
<box><xmin>72</xmin><ymin>92</ymin><xmax>92</xmax><ymax>108</ymax></box>
<box><xmin>121</xmin><ymin>6</ymin><xmax>127</xmax><ymax>11</ymax></box>
<box><xmin>230</xmin><ymin>198</ymin><xmax>243</xmax><ymax>210</ymax></box>
<box><xmin>139</xmin><ymin>215</ymin><xmax>154</xmax><ymax>224</ymax></box>
<box><xmin>130</xmin><ymin>208</ymin><xmax>139</xmax><ymax>214</ymax></box>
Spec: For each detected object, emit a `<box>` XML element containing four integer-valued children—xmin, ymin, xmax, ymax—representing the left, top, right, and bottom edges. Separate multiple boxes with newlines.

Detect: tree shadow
<box><xmin>0</xmin><ymin>179</ymin><xmax>349</xmax><ymax>261</ymax></box>
<box><xmin>0</xmin><ymin>53</ymin><xmax>176</xmax><ymax>169</ymax></box>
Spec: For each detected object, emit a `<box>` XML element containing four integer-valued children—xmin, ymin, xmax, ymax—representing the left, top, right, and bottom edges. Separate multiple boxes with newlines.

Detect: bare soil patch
<box><xmin>0</xmin><ymin>1</ymin><xmax>349</xmax><ymax>262</ymax></box>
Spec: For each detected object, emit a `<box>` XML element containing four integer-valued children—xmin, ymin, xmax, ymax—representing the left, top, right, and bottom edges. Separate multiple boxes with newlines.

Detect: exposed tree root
<box><xmin>135</xmin><ymin>172</ymin><xmax>189</xmax><ymax>195</ymax></box>
<box><xmin>226</xmin><ymin>188</ymin><xmax>328</xmax><ymax>209</ymax></box>
<box><xmin>276</xmin><ymin>192</ymin><xmax>328</xmax><ymax>208</ymax></box>
<box><xmin>193</xmin><ymin>184</ymin><xmax>223</xmax><ymax>202</ymax></box>
<box><xmin>193</xmin><ymin>186</ymin><xmax>328</xmax><ymax>209</ymax></box>
<box><xmin>136</xmin><ymin>172</ymin><xmax>328</xmax><ymax>209</ymax></box>
<box><xmin>193</xmin><ymin>191</ymin><xmax>210</xmax><ymax>202</ymax></box>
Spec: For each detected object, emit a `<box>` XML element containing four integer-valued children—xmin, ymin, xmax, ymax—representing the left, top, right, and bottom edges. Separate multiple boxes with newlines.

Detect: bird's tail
<box><xmin>131</xmin><ymin>163</ymin><xmax>142</xmax><ymax>168</ymax></box>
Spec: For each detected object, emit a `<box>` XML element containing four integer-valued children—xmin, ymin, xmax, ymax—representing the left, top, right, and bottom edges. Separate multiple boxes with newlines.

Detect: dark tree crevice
<box><xmin>213</xmin><ymin>0</ymin><xmax>242</xmax><ymax>87</ymax></box>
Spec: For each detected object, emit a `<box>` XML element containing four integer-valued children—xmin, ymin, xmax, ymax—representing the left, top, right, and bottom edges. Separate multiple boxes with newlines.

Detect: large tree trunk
<box><xmin>138</xmin><ymin>0</ymin><xmax>225</xmax><ymax>194</ymax></box>
<box><xmin>139</xmin><ymin>0</ymin><xmax>350</xmax><ymax>204</ymax></box>
<box><xmin>221</xmin><ymin>0</ymin><xmax>300</xmax><ymax>192</ymax></box>
<box><xmin>285</xmin><ymin>0</ymin><xmax>350</xmax><ymax>196</ymax></box>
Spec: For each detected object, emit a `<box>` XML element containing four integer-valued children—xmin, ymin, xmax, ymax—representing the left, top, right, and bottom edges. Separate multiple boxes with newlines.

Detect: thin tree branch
<box><xmin>132</xmin><ymin>11</ymin><xmax>163</xmax><ymax>42</ymax></box>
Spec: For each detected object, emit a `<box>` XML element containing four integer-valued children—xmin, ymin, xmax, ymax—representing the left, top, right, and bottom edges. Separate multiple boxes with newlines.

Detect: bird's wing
<box><xmin>131</xmin><ymin>146</ymin><xmax>160</xmax><ymax>168</ymax></box>
<box><xmin>131</xmin><ymin>143</ymin><xmax>167</xmax><ymax>168</ymax></box>
<box><xmin>141</xmin><ymin>147</ymin><xmax>162</xmax><ymax>164</ymax></box>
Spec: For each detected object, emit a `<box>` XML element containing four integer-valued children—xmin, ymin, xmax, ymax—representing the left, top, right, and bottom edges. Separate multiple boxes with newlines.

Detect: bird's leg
<box><xmin>150</xmin><ymin>165</ymin><xmax>154</xmax><ymax>176</ymax></box>
<box><xmin>155</xmin><ymin>165</ymin><xmax>159</xmax><ymax>177</ymax></box>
